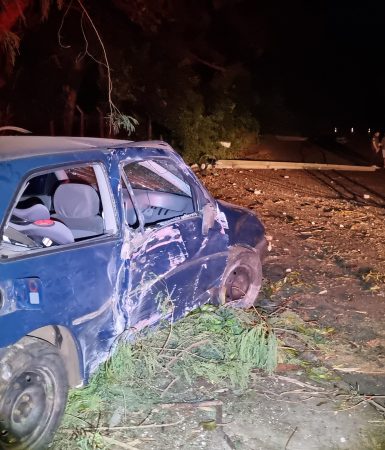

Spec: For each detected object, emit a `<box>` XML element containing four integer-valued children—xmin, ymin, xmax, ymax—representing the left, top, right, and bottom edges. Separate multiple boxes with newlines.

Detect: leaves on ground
<box><xmin>54</xmin><ymin>306</ymin><xmax>278</xmax><ymax>449</ymax></box>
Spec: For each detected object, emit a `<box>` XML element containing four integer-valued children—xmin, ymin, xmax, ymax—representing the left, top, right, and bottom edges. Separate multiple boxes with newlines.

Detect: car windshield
<box><xmin>124</xmin><ymin>160</ymin><xmax>191</xmax><ymax>196</ymax></box>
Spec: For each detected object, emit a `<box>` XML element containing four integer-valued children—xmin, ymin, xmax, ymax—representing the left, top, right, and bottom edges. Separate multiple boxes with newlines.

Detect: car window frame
<box><xmin>119</xmin><ymin>156</ymin><xmax>200</xmax><ymax>231</ymax></box>
<box><xmin>0</xmin><ymin>161</ymin><xmax>120</xmax><ymax>261</ymax></box>
<box><xmin>120</xmin><ymin>171</ymin><xmax>141</xmax><ymax>231</ymax></box>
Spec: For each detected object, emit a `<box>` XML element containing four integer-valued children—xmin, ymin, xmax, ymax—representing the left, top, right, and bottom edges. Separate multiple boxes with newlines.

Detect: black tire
<box><xmin>0</xmin><ymin>337</ymin><xmax>68</xmax><ymax>450</ymax></box>
<box><xmin>219</xmin><ymin>247</ymin><xmax>263</xmax><ymax>308</ymax></box>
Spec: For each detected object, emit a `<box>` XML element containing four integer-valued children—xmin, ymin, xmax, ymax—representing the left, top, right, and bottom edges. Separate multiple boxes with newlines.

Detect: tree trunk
<box><xmin>147</xmin><ymin>115</ymin><xmax>152</xmax><ymax>140</ymax></box>
<box><xmin>63</xmin><ymin>85</ymin><xmax>77</xmax><ymax>136</ymax></box>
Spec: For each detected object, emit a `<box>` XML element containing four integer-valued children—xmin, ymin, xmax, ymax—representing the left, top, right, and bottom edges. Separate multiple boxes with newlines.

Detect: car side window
<box><xmin>122</xmin><ymin>159</ymin><xmax>195</xmax><ymax>227</ymax></box>
<box><xmin>1</xmin><ymin>163</ymin><xmax>117</xmax><ymax>258</ymax></box>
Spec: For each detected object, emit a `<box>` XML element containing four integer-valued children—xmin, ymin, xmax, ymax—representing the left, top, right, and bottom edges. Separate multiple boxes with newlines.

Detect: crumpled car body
<box><xmin>0</xmin><ymin>136</ymin><xmax>265</xmax><ymax>448</ymax></box>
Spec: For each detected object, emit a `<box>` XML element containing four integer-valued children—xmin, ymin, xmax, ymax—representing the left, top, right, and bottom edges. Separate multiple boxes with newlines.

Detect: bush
<box><xmin>171</xmin><ymin>99</ymin><xmax>260</xmax><ymax>164</ymax></box>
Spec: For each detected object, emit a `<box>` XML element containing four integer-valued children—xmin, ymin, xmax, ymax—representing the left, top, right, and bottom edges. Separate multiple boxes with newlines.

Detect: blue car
<box><xmin>0</xmin><ymin>136</ymin><xmax>266</xmax><ymax>449</ymax></box>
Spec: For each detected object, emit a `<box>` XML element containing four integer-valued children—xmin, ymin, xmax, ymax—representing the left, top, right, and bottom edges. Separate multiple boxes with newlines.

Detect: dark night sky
<box><xmin>254</xmin><ymin>1</ymin><xmax>385</xmax><ymax>131</ymax></box>
<box><xmin>3</xmin><ymin>0</ymin><xmax>385</xmax><ymax>136</ymax></box>
<box><xmin>166</xmin><ymin>0</ymin><xmax>385</xmax><ymax>133</ymax></box>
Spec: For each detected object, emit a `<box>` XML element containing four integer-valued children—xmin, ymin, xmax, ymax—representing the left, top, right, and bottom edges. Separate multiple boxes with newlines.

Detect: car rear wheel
<box><xmin>220</xmin><ymin>247</ymin><xmax>262</xmax><ymax>308</ymax></box>
<box><xmin>0</xmin><ymin>337</ymin><xmax>68</xmax><ymax>449</ymax></box>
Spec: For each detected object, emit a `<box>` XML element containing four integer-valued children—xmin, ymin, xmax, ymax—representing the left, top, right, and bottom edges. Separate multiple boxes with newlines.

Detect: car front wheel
<box><xmin>220</xmin><ymin>247</ymin><xmax>263</xmax><ymax>308</ymax></box>
<box><xmin>0</xmin><ymin>337</ymin><xmax>68</xmax><ymax>449</ymax></box>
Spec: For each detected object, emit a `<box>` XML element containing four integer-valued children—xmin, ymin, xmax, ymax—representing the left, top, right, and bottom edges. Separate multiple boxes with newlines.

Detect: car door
<box><xmin>120</xmin><ymin>156</ymin><xmax>229</xmax><ymax>332</ymax></box>
<box><xmin>0</xmin><ymin>161</ymin><xmax>124</xmax><ymax>379</ymax></box>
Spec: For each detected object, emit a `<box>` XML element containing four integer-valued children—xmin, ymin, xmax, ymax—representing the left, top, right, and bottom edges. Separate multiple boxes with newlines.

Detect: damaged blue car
<box><xmin>0</xmin><ymin>136</ymin><xmax>266</xmax><ymax>449</ymax></box>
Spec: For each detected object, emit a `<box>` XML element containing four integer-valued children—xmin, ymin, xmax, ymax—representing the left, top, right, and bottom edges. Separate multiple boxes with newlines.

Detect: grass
<box><xmin>331</xmin><ymin>258</ymin><xmax>385</xmax><ymax>292</ymax></box>
<box><xmin>358</xmin><ymin>431</ymin><xmax>385</xmax><ymax>450</ymax></box>
<box><xmin>261</xmin><ymin>271</ymin><xmax>308</xmax><ymax>299</ymax></box>
<box><xmin>356</xmin><ymin>267</ymin><xmax>385</xmax><ymax>292</ymax></box>
<box><xmin>270</xmin><ymin>310</ymin><xmax>339</xmax><ymax>382</ymax></box>
<box><xmin>53</xmin><ymin>305</ymin><xmax>278</xmax><ymax>449</ymax></box>
<box><xmin>271</xmin><ymin>310</ymin><xmax>334</xmax><ymax>343</ymax></box>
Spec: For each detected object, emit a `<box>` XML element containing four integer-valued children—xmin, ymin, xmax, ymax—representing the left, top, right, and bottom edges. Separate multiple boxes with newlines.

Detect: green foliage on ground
<box><xmin>262</xmin><ymin>271</ymin><xmax>309</xmax><ymax>299</ymax></box>
<box><xmin>54</xmin><ymin>305</ymin><xmax>277</xmax><ymax>449</ymax></box>
<box><xmin>356</xmin><ymin>267</ymin><xmax>385</xmax><ymax>292</ymax></box>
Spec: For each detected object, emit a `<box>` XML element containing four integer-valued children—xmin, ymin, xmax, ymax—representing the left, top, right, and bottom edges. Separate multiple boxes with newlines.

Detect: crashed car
<box><xmin>0</xmin><ymin>136</ymin><xmax>266</xmax><ymax>449</ymax></box>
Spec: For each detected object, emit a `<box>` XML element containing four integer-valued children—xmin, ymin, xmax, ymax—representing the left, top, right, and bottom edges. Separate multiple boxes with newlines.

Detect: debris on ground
<box><xmin>53</xmin><ymin>168</ymin><xmax>385</xmax><ymax>450</ymax></box>
<box><xmin>53</xmin><ymin>306</ymin><xmax>278</xmax><ymax>449</ymax></box>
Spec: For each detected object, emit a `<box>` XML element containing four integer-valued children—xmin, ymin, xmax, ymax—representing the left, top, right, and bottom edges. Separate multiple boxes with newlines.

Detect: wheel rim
<box><xmin>224</xmin><ymin>265</ymin><xmax>251</xmax><ymax>302</ymax></box>
<box><xmin>0</xmin><ymin>368</ymin><xmax>56</xmax><ymax>447</ymax></box>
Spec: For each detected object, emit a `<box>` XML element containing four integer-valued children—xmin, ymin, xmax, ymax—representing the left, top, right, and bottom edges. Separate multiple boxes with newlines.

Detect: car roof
<box><xmin>0</xmin><ymin>136</ymin><xmax>174</xmax><ymax>161</ymax></box>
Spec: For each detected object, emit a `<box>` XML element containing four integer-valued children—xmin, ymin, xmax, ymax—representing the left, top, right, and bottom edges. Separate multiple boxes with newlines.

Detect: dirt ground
<box><xmin>203</xmin><ymin>168</ymin><xmax>385</xmax><ymax>378</ymax></box>
<box><xmin>201</xmin><ymin>168</ymin><xmax>385</xmax><ymax>448</ymax></box>
<box><xmin>78</xmin><ymin>168</ymin><xmax>385</xmax><ymax>450</ymax></box>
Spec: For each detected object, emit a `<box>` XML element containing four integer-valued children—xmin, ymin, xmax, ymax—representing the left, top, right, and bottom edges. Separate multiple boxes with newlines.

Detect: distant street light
<box><xmin>368</xmin><ymin>128</ymin><xmax>371</xmax><ymax>134</ymax></box>
<box><xmin>350</xmin><ymin>127</ymin><xmax>354</xmax><ymax>133</ymax></box>
<box><xmin>334</xmin><ymin>127</ymin><xmax>338</xmax><ymax>133</ymax></box>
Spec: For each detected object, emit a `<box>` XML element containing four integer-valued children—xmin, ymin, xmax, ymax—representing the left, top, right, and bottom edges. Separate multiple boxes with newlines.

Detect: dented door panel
<box><xmin>124</xmin><ymin>213</ymin><xmax>229</xmax><ymax>332</ymax></box>
<box><xmin>0</xmin><ymin>238</ymin><xmax>124</xmax><ymax>379</ymax></box>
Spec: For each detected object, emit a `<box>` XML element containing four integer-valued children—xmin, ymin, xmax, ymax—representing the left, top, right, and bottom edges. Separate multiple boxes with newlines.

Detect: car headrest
<box><xmin>54</xmin><ymin>183</ymin><xmax>100</xmax><ymax>218</ymax></box>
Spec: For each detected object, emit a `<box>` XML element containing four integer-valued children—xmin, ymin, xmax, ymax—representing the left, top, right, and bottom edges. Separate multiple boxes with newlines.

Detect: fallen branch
<box><xmin>274</xmin><ymin>375</ymin><xmax>324</xmax><ymax>391</ymax></box>
<box><xmin>159</xmin><ymin>400</ymin><xmax>223</xmax><ymax>410</ymax></box>
<box><xmin>157</xmin><ymin>298</ymin><xmax>175</xmax><ymax>356</ymax></box>
<box><xmin>62</xmin><ymin>418</ymin><xmax>184</xmax><ymax>432</ymax></box>
<box><xmin>189</xmin><ymin>53</ymin><xmax>227</xmax><ymax>72</ymax></box>
<box><xmin>166</xmin><ymin>339</ymin><xmax>210</xmax><ymax>367</ymax></box>
<box><xmin>222</xmin><ymin>430</ymin><xmax>237</xmax><ymax>449</ymax></box>
<box><xmin>273</xmin><ymin>327</ymin><xmax>318</xmax><ymax>350</ymax></box>
<box><xmin>161</xmin><ymin>377</ymin><xmax>179</xmax><ymax>397</ymax></box>
<box><xmin>333</xmin><ymin>367</ymin><xmax>385</xmax><ymax>374</ymax></box>
<box><xmin>285</xmin><ymin>426</ymin><xmax>297</xmax><ymax>450</ymax></box>
<box><xmin>277</xmin><ymin>389</ymin><xmax>327</xmax><ymax>397</ymax></box>
<box><xmin>366</xmin><ymin>399</ymin><xmax>385</xmax><ymax>414</ymax></box>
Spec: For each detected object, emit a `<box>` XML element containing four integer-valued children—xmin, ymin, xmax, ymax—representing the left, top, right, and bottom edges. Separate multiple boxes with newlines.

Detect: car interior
<box><xmin>122</xmin><ymin>160</ymin><xmax>195</xmax><ymax>227</ymax></box>
<box><xmin>123</xmin><ymin>188</ymin><xmax>194</xmax><ymax>227</ymax></box>
<box><xmin>1</xmin><ymin>159</ymin><xmax>195</xmax><ymax>256</ymax></box>
<box><xmin>2</xmin><ymin>165</ymin><xmax>108</xmax><ymax>253</ymax></box>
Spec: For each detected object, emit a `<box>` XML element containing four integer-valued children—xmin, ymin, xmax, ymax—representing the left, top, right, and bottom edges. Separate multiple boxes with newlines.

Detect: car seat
<box><xmin>10</xmin><ymin>220</ymin><xmax>75</xmax><ymax>245</ymax></box>
<box><xmin>52</xmin><ymin>183</ymin><xmax>104</xmax><ymax>239</ymax></box>
<box><xmin>10</xmin><ymin>203</ymin><xmax>74</xmax><ymax>245</ymax></box>
<box><xmin>13</xmin><ymin>203</ymin><xmax>50</xmax><ymax>222</ymax></box>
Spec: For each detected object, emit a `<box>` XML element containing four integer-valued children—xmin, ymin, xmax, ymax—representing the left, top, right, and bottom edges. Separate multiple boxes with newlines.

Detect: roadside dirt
<box><xmin>203</xmin><ymin>168</ymin><xmax>385</xmax><ymax>447</ymax></box>
<box><xmin>75</xmin><ymin>169</ymin><xmax>385</xmax><ymax>450</ymax></box>
<box><xmin>203</xmin><ymin>168</ymin><xmax>385</xmax><ymax>383</ymax></box>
